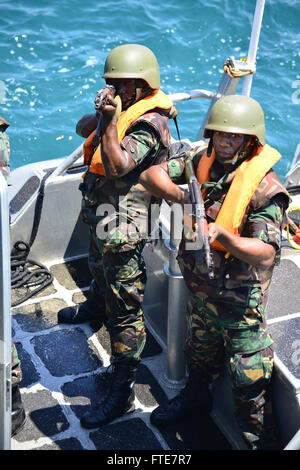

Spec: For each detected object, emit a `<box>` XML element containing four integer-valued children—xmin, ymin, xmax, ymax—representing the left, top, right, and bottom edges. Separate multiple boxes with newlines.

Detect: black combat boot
<box><xmin>11</xmin><ymin>385</ymin><xmax>26</xmax><ymax>436</ymax></box>
<box><xmin>58</xmin><ymin>280</ymin><xmax>106</xmax><ymax>324</ymax></box>
<box><xmin>80</xmin><ymin>363</ymin><xmax>137</xmax><ymax>429</ymax></box>
<box><xmin>150</xmin><ymin>372</ymin><xmax>213</xmax><ymax>427</ymax></box>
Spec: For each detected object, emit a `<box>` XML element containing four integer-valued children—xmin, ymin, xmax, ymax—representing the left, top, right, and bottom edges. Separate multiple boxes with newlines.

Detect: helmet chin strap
<box><xmin>135</xmin><ymin>87</ymin><xmax>143</xmax><ymax>102</ymax></box>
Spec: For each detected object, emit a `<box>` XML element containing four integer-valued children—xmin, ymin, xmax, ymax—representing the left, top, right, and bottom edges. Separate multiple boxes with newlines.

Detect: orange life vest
<box><xmin>196</xmin><ymin>144</ymin><xmax>282</xmax><ymax>251</ymax></box>
<box><xmin>83</xmin><ymin>89</ymin><xmax>173</xmax><ymax>176</ymax></box>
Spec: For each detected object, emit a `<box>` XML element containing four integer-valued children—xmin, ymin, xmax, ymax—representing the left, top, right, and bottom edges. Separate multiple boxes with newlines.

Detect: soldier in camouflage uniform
<box><xmin>0</xmin><ymin>116</ymin><xmax>26</xmax><ymax>435</ymax></box>
<box><xmin>57</xmin><ymin>44</ymin><xmax>174</xmax><ymax>428</ymax></box>
<box><xmin>139</xmin><ymin>95</ymin><xmax>290</xmax><ymax>449</ymax></box>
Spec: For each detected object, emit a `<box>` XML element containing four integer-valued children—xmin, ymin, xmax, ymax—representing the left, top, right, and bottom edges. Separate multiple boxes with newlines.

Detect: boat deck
<box><xmin>9</xmin><ymin>173</ymin><xmax>300</xmax><ymax>450</ymax></box>
<box><xmin>11</xmin><ymin>256</ymin><xmax>231</xmax><ymax>451</ymax></box>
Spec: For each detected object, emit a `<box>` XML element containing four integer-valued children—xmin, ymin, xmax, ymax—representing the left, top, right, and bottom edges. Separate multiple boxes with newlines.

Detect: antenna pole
<box><xmin>242</xmin><ymin>0</ymin><xmax>266</xmax><ymax>96</ymax></box>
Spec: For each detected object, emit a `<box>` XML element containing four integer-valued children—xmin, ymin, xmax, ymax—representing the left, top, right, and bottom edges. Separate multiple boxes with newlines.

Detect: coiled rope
<box><xmin>10</xmin><ymin>169</ymin><xmax>54</xmax><ymax>306</ymax></box>
<box><xmin>286</xmin><ymin>206</ymin><xmax>300</xmax><ymax>250</ymax></box>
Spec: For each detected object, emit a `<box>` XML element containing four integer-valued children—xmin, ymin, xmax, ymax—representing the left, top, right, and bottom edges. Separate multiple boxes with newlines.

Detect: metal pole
<box><xmin>51</xmin><ymin>143</ymin><xmax>83</xmax><ymax>177</ymax></box>
<box><xmin>0</xmin><ymin>173</ymin><xmax>11</xmax><ymax>449</ymax></box>
<box><xmin>168</xmin><ymin>89</ymin><xmax>216</xmax><ymax>103</ymax></box>
<box><xmin>163</xmin><ymin>203</ymin><xmax>189</xmax><ymax>389</ymax></box>
<box><xmin>242</xmin><ymin>0</ymin><xmax>266</xmax><ymax>96</ymax></box>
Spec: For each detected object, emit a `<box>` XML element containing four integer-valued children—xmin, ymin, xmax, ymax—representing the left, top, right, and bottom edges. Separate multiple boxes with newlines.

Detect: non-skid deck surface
<box><xmin>267</xmin><ymin>256</ymin><xmax>300</xmax><ymax>383</ymax></box>
<box><xmin>11</xmin><ymin>257</ymin><xmax>231</xmax><ymax>451</ymax></box>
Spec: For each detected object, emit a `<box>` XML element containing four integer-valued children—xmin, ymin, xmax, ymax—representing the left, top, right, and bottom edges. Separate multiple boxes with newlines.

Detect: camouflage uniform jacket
<box><xmin>81</xmin><ymin>108</ymin><xmax>171</xmax><ymax>244</ymax></box>
<box><xmin>168</xmin><ymin>146</ymin><xmax>290</xmax><ymax>308</ymax></box>
<box><xmin>0</xmin><ymin>116</ymin><xmax>11</xmax><ymax>185</ymax></box>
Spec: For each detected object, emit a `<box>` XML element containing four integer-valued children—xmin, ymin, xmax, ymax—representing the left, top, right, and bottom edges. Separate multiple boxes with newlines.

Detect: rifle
<box><xmin>185</xmin><ymin>158</ymin><xmax>214</xmax><ymax>279</ymax></box>
<box><xmin>93</xmin><ymin>84</ymin><xmax>116</xmax><ymax>147</ymax></box>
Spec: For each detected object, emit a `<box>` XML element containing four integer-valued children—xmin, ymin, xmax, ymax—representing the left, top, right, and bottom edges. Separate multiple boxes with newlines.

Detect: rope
<box><xmin>10</xmin><ymin>168</ymin><xmax>54</xmax><ymax>306</ymax></box>
<box><xmin>223</xmin><ymin>57</ymin><xmax>255</xmax><ymax>78</ymax></box>
<box><xmin>286</xmin><ymin>206</ymin><xmax>300</xmax><ymax>250</ymax></box>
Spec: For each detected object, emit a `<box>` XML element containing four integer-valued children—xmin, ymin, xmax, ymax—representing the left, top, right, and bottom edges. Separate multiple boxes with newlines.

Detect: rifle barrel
<box><xmin>184</xmin><ymin>158</ymin><xmax>214</xmax><ymax>279</ymax></box>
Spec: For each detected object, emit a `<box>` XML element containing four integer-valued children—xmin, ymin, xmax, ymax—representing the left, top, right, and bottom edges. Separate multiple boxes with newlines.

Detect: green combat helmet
<box><xmin>102</xmin><ymin>44</ymin><xmax>160</xmax><ymax>90</ymax></box>
<box><xmin>204</xmin><ymin>94</ymin><xmax>265</xmax><ymax>145</ymax></box>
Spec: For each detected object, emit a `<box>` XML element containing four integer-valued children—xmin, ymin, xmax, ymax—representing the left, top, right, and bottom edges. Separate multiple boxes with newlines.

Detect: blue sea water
<box><xmin>0</xmin><ymin>0</ymin><xmax>299</xmax><ymax>180</ymax></box>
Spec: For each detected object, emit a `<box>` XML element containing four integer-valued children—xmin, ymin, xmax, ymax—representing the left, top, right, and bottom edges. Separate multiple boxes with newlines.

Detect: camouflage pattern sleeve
<box><xmin>167</xmin><ymin>155</ymin><xmax>186</xmax><ymax>182</ymax></box>
<box><xmin>0</xmin><ymin>116</ymin><xmax>12</xmax><ymax>186</ymax></box>
<box><xmin>245</xmin><ymin>194</ymin><xmax>286</xmax><ymax>253</ymax></box>
<box><xmin>120</xmin><ymin>121</ymin><xmax>160</xmax><ymax>166</ymax></box>
<box><xmin>167</xmin><ymin>145</ymin><xmax>206</xmax><ymax>183</ymax></box>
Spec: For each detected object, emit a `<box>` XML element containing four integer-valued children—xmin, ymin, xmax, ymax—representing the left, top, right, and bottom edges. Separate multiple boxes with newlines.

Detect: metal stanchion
<box><xmin>162</xmin><ymin>203</ymin><xmax>189</xmax><ymax>390</ymax></box>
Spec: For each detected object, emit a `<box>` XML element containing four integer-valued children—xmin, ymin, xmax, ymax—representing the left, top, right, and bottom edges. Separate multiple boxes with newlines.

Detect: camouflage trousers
<box><xmin>11</xmin><ymin>342</ymin><xmax>22</xmax><ymax>387</ymax></box>
<box><xmin>184</xmin><ymin>295</ymin><xmax>279</xmax><ymax>450</ymax></box>
<box><xmin>87</xmin><ymin>224</ymin><xmax>147</xmax><ymax>365</ymax></box>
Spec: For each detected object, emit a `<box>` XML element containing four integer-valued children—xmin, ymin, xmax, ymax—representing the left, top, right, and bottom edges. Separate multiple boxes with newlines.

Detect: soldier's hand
<box><xmin>182</xmin><ymin>188</ymin><xmax>193</xmax><ymax>206</ymax></box>
<box><xmin>94</xmin><ymin>88</ymin><xmax>108</xmax><ymax>114</ymax></box>
<box><xmin>102</xmin><ymin>95</ymin><xmax>122</xmax><ymax>121</ymax></box>
<box><xmin>101</xmin><ymin>94</ymin><xmax>118</xmax><ymax>118</ymax></box>
<box><xmin>208</xmin><ymin>223</ymin><xmax>222</xmax><ymax>243</ymax></box>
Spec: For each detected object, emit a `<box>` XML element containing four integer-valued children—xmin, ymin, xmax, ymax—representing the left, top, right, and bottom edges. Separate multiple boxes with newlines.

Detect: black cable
<box><xmin>10</xmin><ymin>169</ymin><xmax>54</xmax><ymax>306</ymax></box>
